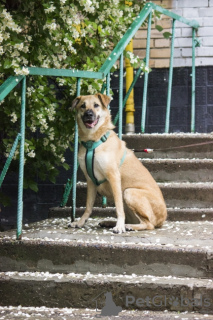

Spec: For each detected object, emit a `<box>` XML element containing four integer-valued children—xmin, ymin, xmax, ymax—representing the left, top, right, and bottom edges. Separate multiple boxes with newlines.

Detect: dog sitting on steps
<box><xmin>69</xmin><ymin>93</ymin><xmax>167</xmax><ymax>234</ymax></box>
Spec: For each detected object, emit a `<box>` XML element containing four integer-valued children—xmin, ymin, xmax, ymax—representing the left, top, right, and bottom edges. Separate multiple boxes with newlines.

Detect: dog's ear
<box><xmin>95</xmin><ymin>93</ymin><xmax>111</xmax><ymax>108</ymax></box>
<box><xmin>69</xmin><ymin>96</ymin><xmax>81</xmax><ymax>111</ymax></box>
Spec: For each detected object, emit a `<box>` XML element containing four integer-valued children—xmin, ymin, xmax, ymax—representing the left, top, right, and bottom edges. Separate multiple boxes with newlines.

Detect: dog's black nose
<box><xmin>85</xmin><ymin>109</ymin><xmax>94</xmax><ymax>117</ymax></box>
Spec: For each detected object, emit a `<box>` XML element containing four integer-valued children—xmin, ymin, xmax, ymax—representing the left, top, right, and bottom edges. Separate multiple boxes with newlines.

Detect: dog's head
<box><xmin>70</xmin><ymin>93</ymin><xmax>111</xmax><ymax>131</ymax></box>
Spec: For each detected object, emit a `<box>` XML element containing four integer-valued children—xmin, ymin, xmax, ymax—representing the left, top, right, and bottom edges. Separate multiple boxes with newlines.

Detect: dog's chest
<box><xmin>78</xmin><ymin>147</ymin><xmax>107</xmax><ymax>182</ymax></box>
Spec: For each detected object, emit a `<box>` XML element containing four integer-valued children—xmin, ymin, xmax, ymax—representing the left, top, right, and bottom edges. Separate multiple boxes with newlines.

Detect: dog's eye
<box><xmin>80</xmin><ymin>103</ymin><xmax>86</xmax><ymax>109</ymax></box>
<box><xmin>94</xmin><ymin>103</ymin><xmax>100</xmax><ymax>108</ymax></box>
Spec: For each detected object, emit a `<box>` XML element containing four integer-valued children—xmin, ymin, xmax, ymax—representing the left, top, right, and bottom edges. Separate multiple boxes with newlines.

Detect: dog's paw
<box><xmin>125</xmin><ymin>224</ymin><xmax>134</xmax><ymax>231</ymax></box>
<box><xmin>69</xmin><ymin>220</ymin><xmax>85</xmax><ymax>229</ymax></box>
<box><xmin>113</xmin><ymin>222</ymin><xmax>126</xmax><ymax>234</ymax></box>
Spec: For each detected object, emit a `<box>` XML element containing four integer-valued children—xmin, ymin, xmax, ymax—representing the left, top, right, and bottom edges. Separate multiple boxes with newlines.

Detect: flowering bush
<box><xmin>0</xmin><ymin>0</ymin><xmax>150</xmax><ymax>197</ymax></box>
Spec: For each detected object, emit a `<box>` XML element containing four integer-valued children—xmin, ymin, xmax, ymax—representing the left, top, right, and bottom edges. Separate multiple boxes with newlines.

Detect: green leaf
<box><xmin>62</xmin><ymin>163</ymin><xmax>70</xmax><ymax>170</ymax></box>
<box><xmin>29</xmin><ymin>181</ymin><xmax>38</xmax><ymax>192</ymax></box>
<box><xmin>155</xmin><ymin>25</ymin><xmax>163</xmax><ymax>32</ymax></box>
<box><xmin>3</xmin><ymin>59</ymin><xmax>12</xmax><ymax>69</ymax></box>
<box><xmin>163</xmin><ymin>32</ymin><xmax>172</xmax><ymax>39</ymax></box>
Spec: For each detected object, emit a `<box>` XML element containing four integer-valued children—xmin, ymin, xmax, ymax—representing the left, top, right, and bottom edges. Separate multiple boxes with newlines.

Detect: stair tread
<box><xmin>76</xmin><ymin>181</ymin><xmax>213</xmax><ymax>187</ymax></box>
<box><xmin>0</xmin><ymin>306</ymin><xmax>211</xmax><ymax>320</ymax></box>
<box><xmin>1</xmin><ymin>270</ymin><xmax>213</xmax><ymax>286</ymax></box>
<box><xmin>1</xmin><ymin>218</ymin><xmax>213</xmax><ymax>252</ymax></box>
<box><xmin>141</xmin><ymin>158</ymin><xmax>213</xmax><ymax>163</ymax></box>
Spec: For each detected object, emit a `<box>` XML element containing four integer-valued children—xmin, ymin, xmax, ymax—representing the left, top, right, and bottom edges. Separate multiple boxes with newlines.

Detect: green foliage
<box><xmin>163</xmin><ymin>31</ymin><xmax>172</xmax><ymax>39</ymax></box>
<box><xmin>0</xmin><ymin>0</ymin><xmax>151</xmax><ymax>199</ymax></box>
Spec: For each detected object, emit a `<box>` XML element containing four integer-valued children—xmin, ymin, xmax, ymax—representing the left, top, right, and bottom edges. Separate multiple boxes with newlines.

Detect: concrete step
<box><xmin>123</xmin><ymin>133</ymin><xmax>213</xmax><ymax>159</ymax></box>
<box><xmin>76</xmin><ymin>159</ymin><xmax>213</xmax><ymax>183</ymax></box>
<box><xmin>1</xmin><ymin>219</ymin><xmax>213</xmax><ymax>278</ymax></box>
<box><xmin>0</xmin><ymin>270</ymin><xmax>212</xmax><ymax>313</ymax></box>
<box><xmin>1</xmin><ymin>218</ymin><xmax>213</xmax><ymax>314</ymax></box>
<box><xmin>66</xmin><ymin>182</ymin><xmax>213</xmax><ymax>209</ymax></box>
<box><xmin>160</xmin><ymin>182</ymin><xmax>213</xmax><ymax>209</ymax></box>
<box><xmin>49</xmin><ymin>207</ymin><xmax>213</xmax><ymax>221</ymax></box>
<box><xmin>142</xmin><ymin>159</ymin><xmax>213</xmax><ymax>183</ymax></box>
<box><xmin>0</xmin><ymin>306</ymin><xmax>211</xmax><ymax>320</ymax></box>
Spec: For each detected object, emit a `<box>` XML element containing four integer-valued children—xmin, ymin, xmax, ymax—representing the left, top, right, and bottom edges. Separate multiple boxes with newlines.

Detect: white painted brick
<box><xmin>174</xmin><ymin>48</ymin><xmax>181</xmax><ymax>58</ymax></box>
<box><xmin>175</xmin><ymin>18</ymin><xmax>203</xmax><ymax>29</ymax></box>
<box><xmin>182</xmin><ymin>8</ymin><xmax>199</xmax><ymax>18</ymax></box>
<box><xmin>182</xmin><ymin>47</ymin><xmax>213</xmax><ymax>58</ymax></box>
<box><xmin>196</xmin><ymin>57</ymin><xmax>213</xmax><ymax>66</ymax></box>
<box><xmin>174</xmin><ymin>38</ymin><xmax>192</xmax><ymax>48</ymax></box>
<box><xmin>176</xmin><ymin>0</ymin><xmax>208</xmax><ymax>7</ymax></box>
<box><xmin>198</xmin><ymin>27</ymin><xmax>213</xmax><ymax>37</ymax></box>
<box><xmin>202</xmin><ymin>18</ymin><xmax>213</xmax><ymax>27</ymax></box>
<box><xmin>199</xmin><ymin>8</ymin><xmax>213</xmax><ymax>17</ymax></box>
<box><xmin>202</xmin><ymin>37</ymin><xmax>213</xmax><ymax>46</ymax></box>
<box><xmin>196</xmin><ymin>47</ymin><xmax>213</xmax><ymax>57</ymax></box>
<box><xmin>173</xmin><ymin>57</ymin><xmax>213</xmax><ymax>68</ymax></box>
<box><xmin>173</xmin><ymin>57</ymin><xmax>192</xmax><ymax>67</ymax></box>
<box><xmin>181</xmin><ymin>28</ymin><xmax>193</xmax><ymax>37</ymax></box>
<box><xmin>171</xmin><ymin>9</ymin><xmax>183</xmax><ymax>16</ymax></box>
<box><xmin>182</xmin><ymin>48</ymin><xmax>192</xmax><ymax>58</ymax></box>
<box><xmin>210</xmin><ymin>0</ymin><xmax>213</xmax><ymax>6</ymax></box>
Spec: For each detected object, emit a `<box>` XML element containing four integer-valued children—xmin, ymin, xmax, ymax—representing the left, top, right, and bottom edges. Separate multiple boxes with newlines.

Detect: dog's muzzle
<box><xmin>82</xmin><ymin>109</ymin><xmax>100</xmax><ymax>129</ymax></box>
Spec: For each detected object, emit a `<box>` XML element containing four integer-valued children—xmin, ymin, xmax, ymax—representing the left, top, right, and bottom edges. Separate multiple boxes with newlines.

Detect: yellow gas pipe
<box><xmin>125</xmin><ymin>39</ymin><xmax>135</xmax><ymax>133</ymax></box>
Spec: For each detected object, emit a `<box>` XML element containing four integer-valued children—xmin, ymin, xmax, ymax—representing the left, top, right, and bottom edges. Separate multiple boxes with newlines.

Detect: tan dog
<box><xmin>70</xmin><ymin>93</ymin><xmax>167</xmax><ymax>233</ymax></box>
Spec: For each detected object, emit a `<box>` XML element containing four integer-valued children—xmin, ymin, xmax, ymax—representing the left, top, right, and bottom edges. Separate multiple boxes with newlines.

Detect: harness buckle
<box><xmin>85</xmin><ymin>140</ymin><xmax>94</xmax><ymax>149</ymax></box>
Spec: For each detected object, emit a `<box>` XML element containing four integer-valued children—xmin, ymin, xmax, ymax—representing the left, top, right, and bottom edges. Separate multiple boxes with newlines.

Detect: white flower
<box><xmin>44</xmin><ymin>5</ymin><xmax>56</xmax><ymax>13</ymax></box>
<box><xmin>14</xmin><ymin>43</ymin><xmax>24</xmax><ymax>50</ymax></box>
<box><xmin>10</xmin><ymin>112</ymin><xmax>17</xmax><ymax>123</ymax></box>
<box><xmin>43</xmin><ymin>138</ymin><xmax>49</xmax><ymax>146</ymax></box>
<box><xmin>30</xmin><ymin>126</ymin><xmax>36</xmax><ymax>132</ymax></box>
<box><xmin>27</xmin><ymin>150</ymin><xmax>36</xmax><ymax>158</ymax></box>
<box><xmin>14</xmin><ymin>67</ymin><xmax>29</xmax><ymax>75</ymax></box>
<box><xmin>50</xmin><ymin>143</ymin><xmax>56</xmax><ymax>152</ymax></box>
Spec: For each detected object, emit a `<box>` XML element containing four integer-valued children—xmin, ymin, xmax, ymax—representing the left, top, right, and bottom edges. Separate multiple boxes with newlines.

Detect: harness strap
<box><xmin>81</xmin><ymin>132</ymin><xmax>126</xmax><ymax>186</ymax></box>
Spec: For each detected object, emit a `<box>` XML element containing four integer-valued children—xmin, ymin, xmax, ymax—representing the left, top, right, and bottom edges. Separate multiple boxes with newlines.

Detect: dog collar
<box><xmin>81</xmin><ymin>131</ymin><xmax>110</xmax><ymax>151</ymax></box>
<box><xmin>81</xmin><ymin>131</ymin><xmax>126</xmax><ymax>186</ymax></box>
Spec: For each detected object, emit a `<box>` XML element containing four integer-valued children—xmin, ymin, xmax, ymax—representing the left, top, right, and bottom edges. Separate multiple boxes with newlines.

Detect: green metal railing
<box><xmin>0</xmin><ymin>2</ymin><xmax>199</xmax><ymax>239</ymax></box>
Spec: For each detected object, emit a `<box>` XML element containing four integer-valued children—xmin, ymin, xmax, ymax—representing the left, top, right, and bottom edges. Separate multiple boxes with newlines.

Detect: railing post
<box><xmin>191</xmin><ymin>28</ymin><xmax>196</xmax><ymax>133</ymax></box>
<box><xmin>106</xmin><ymin>72</ymin><xmax>110</xmax><ymax>97</ymax></box>
<box><xmin>17</xmin><ymin>76</ymin><xmax>26</xmax><ymax>240</ymax></box>
<box><xmin>118</xmin><ymin>52</ymin><xmax>124</xmax><ymax>139</ymax></box>
<box><xmin>141</xmin><ymin>12</ymin><xmax>152</xmax><ymax>133</ymax></box>
<box><xmin>165</xmin><ymin>18</ymin><xmax>176</xmax><ymax>133</ymax></box>
<box><xmin>72</xmin><ymin>78</ymin><xmax>81</xmax><ymax>221</ymax></box>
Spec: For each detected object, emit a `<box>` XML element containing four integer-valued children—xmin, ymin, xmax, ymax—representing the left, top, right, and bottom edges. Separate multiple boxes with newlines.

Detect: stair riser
<box><xmin>67</xmin><ymin>185</ymin><xmax>213</xmax><ymax>209</ymax></box>
<box><xmin>123</xmin><ymin>134</ymin><xmax>213</xmax><ymax>160</ymax></box>
<box><xmin>0</xmin><ymin>242</ymin><xmax>211</xmax><ymax>278</ymax></box>
<box><xmin>0</xmin><ymin>277</ymin><xmax>212</xmax><ymax>314</ymax></box>
<box><xmin>49</xmin><ymin>207</ymin><xmax>213</xmax><ymax>221</ymax></box>
<box><xmin>77</xmin><ymin>163</ymin><xmax>213</xmax><ymax>183</ymax></box>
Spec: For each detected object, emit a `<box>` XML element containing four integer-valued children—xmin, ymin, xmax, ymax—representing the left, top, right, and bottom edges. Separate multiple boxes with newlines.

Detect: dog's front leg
<box><xmin>70</xmin><ymin>179</ymin><xmax>97</xmax><ymax>228</ymax></box>
<box><xmin>107</xmin><ymin>170</ymin><xmax>126</xmax><ymax>233</ymax></box>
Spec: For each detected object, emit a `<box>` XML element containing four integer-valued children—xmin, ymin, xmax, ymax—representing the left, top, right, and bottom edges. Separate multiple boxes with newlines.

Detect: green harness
<box><xmin>81</xmin><ymin>131</ymin><xmax>126</xmax><ymax>186</ymax></box>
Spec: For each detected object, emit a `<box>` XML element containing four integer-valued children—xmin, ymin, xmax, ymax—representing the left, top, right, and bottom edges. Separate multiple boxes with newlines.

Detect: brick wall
<box><xmin>134</xmin><ymin>0</ymin><xmax>213</xmax><ymax>68</ymax></box>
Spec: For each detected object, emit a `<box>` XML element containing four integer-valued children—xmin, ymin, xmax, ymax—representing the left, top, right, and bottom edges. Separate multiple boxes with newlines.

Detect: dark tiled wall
<box><xmin>110</xmin><ymin>66</ymin><xmax>213</xmax><ymax>133</ymax></box>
